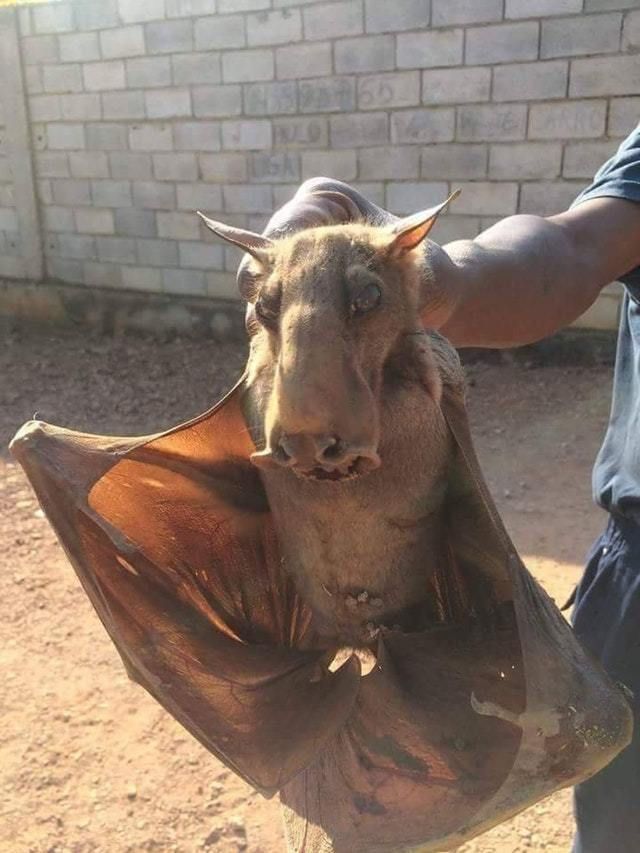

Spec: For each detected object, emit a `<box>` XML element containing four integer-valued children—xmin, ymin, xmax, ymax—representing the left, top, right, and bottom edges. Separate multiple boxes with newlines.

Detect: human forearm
<box><xmin>424</xmin><ymin>198</ymin><xmax>640</xmax><ymax>349</ymax></box>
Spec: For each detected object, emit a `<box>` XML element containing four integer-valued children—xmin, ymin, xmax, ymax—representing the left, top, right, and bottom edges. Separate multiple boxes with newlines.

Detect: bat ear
<box><xmin>197</xmin><ymin>212</ymin><xmax>275</xmax><ymax>266</ymax></box>
<box><xmin>386</xmin><ymin>189</ymin><xmax>461</xmax><ymax>257</ymax></box>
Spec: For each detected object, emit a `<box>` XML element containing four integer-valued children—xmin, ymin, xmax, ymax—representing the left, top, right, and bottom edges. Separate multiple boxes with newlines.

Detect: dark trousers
<box><xmin>572</xmin><ymin>515</ymin><xmax>640</xmax><ymax>853</ymax></box>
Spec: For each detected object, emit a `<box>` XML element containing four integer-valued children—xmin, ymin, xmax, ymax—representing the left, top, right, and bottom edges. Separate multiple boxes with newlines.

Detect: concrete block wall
<box><xmin>2</xmin><ymin>0</ymin><xmax>639</xmax><ymax>327</ymax></box>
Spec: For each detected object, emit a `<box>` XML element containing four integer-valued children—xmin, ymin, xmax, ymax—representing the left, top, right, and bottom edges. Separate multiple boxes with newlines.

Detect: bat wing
<box><xmin>278</xmin><ymin>388</ymin><xmax>633</xmax><ymax>852</ymax></box>
<box><xmin>10</xmin><ymin>378</ymin><xmax>360</xmax><ymax>795</ymax></box>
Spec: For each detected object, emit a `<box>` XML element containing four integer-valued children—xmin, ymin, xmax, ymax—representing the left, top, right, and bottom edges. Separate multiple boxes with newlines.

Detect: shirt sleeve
<box><xmin>572</xmin><ymin>124</ymin><xmax>640</xmax><ymax>288</ymax></box>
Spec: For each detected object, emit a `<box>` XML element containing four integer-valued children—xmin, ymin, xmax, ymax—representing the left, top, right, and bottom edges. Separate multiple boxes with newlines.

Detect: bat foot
<box><xmin>344</xmin><ymin>590</ymin><xmax>384</xmax><ymax>611</ymax></box>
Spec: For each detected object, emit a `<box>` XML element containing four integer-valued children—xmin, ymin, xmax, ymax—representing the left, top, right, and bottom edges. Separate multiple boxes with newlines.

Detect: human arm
<box><xmin>423</xmin><ymin>196</ymin><xmax>640</xmax><ymax>349</ymax></box>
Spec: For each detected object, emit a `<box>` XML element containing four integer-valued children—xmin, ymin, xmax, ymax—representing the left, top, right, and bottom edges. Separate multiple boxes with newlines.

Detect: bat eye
<box><xmin>351</xmin><ymin>282</ymin><xmax>381</xmax><ymax>316</ymax></box>
<box><xmin>255</xmin><ymin>296</ymin><xmax>280</xmax><ymax>328</ymax></box>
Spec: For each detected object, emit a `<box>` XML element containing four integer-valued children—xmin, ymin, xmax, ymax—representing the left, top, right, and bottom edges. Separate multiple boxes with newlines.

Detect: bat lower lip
<box><xmin>299</xmin><ymin>460</ymin><xmax>366</xmax><ymax>482</ymax></box>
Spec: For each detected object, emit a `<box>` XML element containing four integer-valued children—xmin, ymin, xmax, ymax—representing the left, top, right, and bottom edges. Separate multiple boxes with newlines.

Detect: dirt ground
<box><xmin>0</xmin><ymin>327</ymin><xmax>614</xmax><ymax>853</ymax></box>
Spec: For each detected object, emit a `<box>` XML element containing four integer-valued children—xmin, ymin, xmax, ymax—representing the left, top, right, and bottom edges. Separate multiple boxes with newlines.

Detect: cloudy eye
<box><xmin>255</xmin><ymin>295</ymin><xmax>280</xmax><ymax>328</ymax></box>
<box><xmin>351</xmin><ymin>282</ymin><xmax>382</xmax><ymax>316</ymax></box>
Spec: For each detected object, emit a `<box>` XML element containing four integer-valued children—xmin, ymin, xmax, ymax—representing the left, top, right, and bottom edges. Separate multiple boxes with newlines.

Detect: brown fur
<box><xmin>238</xmin><ymin>221</ymin><xmax>465</xmax><ymax>646</ymax></box>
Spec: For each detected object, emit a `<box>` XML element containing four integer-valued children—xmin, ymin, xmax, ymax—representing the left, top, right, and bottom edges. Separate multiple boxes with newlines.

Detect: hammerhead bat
<box><xmin>11</xmin><ymin>179</ymin><xmax>632</xmax><ymax>853</ymax></box>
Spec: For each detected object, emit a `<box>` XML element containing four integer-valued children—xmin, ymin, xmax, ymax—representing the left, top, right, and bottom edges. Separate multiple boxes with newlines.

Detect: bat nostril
<box><xmin>317</xmin><ymin>435</ymin><xmax>342</xmax><ymax>462</ymax></box>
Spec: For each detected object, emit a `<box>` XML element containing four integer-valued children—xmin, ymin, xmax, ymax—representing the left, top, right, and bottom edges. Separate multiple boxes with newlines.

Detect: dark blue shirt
<box><xmin>572</xmin><ymin>127</ymin><xmax>640</xmax><ymax>519</ymax></box>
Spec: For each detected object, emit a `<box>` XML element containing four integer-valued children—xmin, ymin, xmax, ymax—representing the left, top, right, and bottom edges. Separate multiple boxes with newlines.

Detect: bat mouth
<box><xmin>299</xmin><ymin>455</ymin><xmax>379</xmax><ymax>483</ymax></box>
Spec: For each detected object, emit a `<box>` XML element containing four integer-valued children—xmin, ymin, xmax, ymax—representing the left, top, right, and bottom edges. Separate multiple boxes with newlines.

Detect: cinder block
<box><xmin>365</xmin><ymin>0</ymin><xmax>430</xmax><ymax>33</ymax></box>
<box><xmin>118</xmin><ymin>0</ymin><xmax>166</xmax><ymax>24</ymax></box>
<box><xmin>87</xmin><ymin>124</ymin><xmax>128</xmax><ymax>151</ymax></box>
<box><xmin>300</xmin><ymin>149</ymin><xmax>355</xmax><ymax>180</ymax></box>
<box><xmin>179</xmin><ymin>241</ymin><xmax>225</xmax><ymax>270</ymax></box>
<box><xmin>0</xmin><ymin>208</ymin><xmax>18</xmax><ymax>231</ymax></box>
<box><xmin>248</xmin><ymin>9</ymin><xmax>302</xmax><ymax>46</ymax></box>
<box><xmin>585</xmin><ymin>0</ymin><xmax>638</xmax><ymax>9</ymax></box>
<box><xmin>22</xmin><ymin>35</ymin><xmax>58</xmax><ymax>65</ymax></box>
<box><xmin>422</xmin><ymin>67</ymin><xmax>490</xmax><ymax>105</ymax></box>
<box><xmin>97</xmin><ymin>236</ymin><xmax>137</xmax><ymax>264</ymax></box>
<box><xmin>359</xmin><ymin>146</ymin><xmax>420</xmax><ymax>180</ymax></box>
<box><xmin>488</xmin><ymin>142</ymin><xmax>562</xmax><ymax>179</ymax></box>
<box><xmin>59</xmin><ymin>32</ymin><xmax>100</xmax><ymax>62</ymax></box>
<box><xmin>276</xmin><ymin>43</ymin><xmax>331</xmax><ymax>79</ymax></box>
<box><xmin>623</xmin><ymin>10</ymin><xmax>640</xmax><ymax>50</ymax></box>
<box><xmin>36</xmin><ymin>152</ymin><xmax>70</xmax><ymax>179</ymax></box>
<box><xmin>433</xmin><ymin>0</ymin><xmax>502</xmax><ymax>26</ymax></box>
<box><xmin>335</xmin><ymin>35</ymin><xmax>395</xmax><ymax>74</ymax></box>
<box><xmin>331</xmin><ymin>113</ymin><xmax>388</xmax><ymax>148</ymax></box>
<box><xmin>133</xmin><ymin>182</ymin><xmax>177</xmax><ymax>210</ymax></box>
<box><xmin>570</xmin><ymin>56</ymin><xmax>640</xmax><ymax>97</ymax></box>
<box><xmin>75</xmin><ymin>1</ymin><xmax>120</xmax><ymax>31</ymax></box>
<box><xmin>391</xmin><ymin>108</ymin><xmax>455</xmax><ymax>144</ymax></box>
<box><xmin>167</xmin><ymin>0</ymin><xmax>220</xmax><ymax>16</ymax></box>
<box><xmin>47</xmin><ymin>257</ymin><xmax>85</xmax><ymax>282</ymax></box>
<box><xmin>172</xmin><ymin>53</ymin><xmax>222</xmax><ymax>85</ymax></box>
<box><xmin>75</xmin><ymin>208</ymin><xmax>115</xmax><ymax>235</ymax></box>
<box><xmin>453</xmin><ymin>182</ymin><xmax>519</xmax><ymax>215</ymax></box>
<box><xmin>60</xmin><ymin>93</ymin><xmax>102</xmax><ymax>121</ymax></box>
<box><xmin>47</xmin><ymin>124</ymin><xmax>86</xmax><ymax>151</ymax></box>
<box><xmin>153</xmin><ymin>153</ymin><xmax>198</xmax><ymax>182</ymax></box>
<box><xmin>220</xmin><ymin>0</ymin><xmax>271</xmax><ymax>9</ymax></box>
<box><xmin>126</xmin><ymin>56</ymin><xmax>172</xmax><ymax>88</ymax></box>
<box><xmin>207</xmin><ymin>271</ymin><xmax>243</xmax><ymax>301</ymax></box>
<box><xmin>18</xmin><ymin>6</ymin><xmax>32</xmax><ymax>36</ymax></box>
<box><xmin>358</xmin><ymin>71</ymin><xmax>420</xmax><ymax>110</ymax></box>
<box><xmin>70</xmin><ymin>151</ymin><xmax>110</xmax><ymax>179</ymax></box>
<box><xmin>609</xmin><ymin>97</ymin><xmax>640</xmax><ymax>136</ymax></box>
<box><xmin>163</xmin><ymin>269</ymin><xmax>207</xmax><ymax>296</ymax></box>
<box><xmin>102</xmin><ymin>91</ymin><xmax>146</xmax><ymax>120</ymax></box>
<box><xmin>145</xmin><ymin>19</ymin><xmax>193</xmax><ymax>54</ymax></box>
<box><xmin>83</xmin><ymin>61</ymin><xmax>126</xmax><ymax>92</ymax></box>
<box><xmin>145</xmin><ymin>88</ymin><xmax>192</xmax><ymax>119</ymax></box>
<box><xmin>100</xmin><ymin>26</ymin><xmax>146</xmax><ymax>60</ymax></box>
<box><xmin>137</xmin><ymin>238</ymin><xmax>179</xmax><ymax>266</ymax></box>
<box><xmin>176</xmin><ymin>183</ymin><xmax>224</xmax><ymax>210</ymax></box>
<box><xmin>493</xmin><ymin>61</ymin><xmax>568</xmax><ymax>102</ymax></box>
<box><xmin>129</xmin><ymin>123</ymin><xmax>174</xmax><ymax>151</ymax></box>
<box><xmin>250</xmin><ymin>152</ymin><xmax>301</xmax><ymax>182</ymax></box>
<box><xmin>223</xmin><ymin>50</ymin><xmax>274</xmax><ymax>83</ymax></box>
<box><xmin>466</xmin><ymin>22</ymin><xmax>539</xmax><ymax>65</ymax></box>
<box><xmin>386</xmin><ymin>181</ymin><xmax>450</xmax><ymax>215</ymax></box>
<box><xmin>303</xmin><ymin>0</ymin><xmax>363</xmax><ymax>41</ymax></box>
<box><xmin>223</xmin><ymin>184</ymin><xmax>273</xmax><ymax>213</ymax></box>
<box><xmin>519</xmin><ymin>181</ymin><xmax>584</xmax><ymax>216</ymax></box>
<box><xmin>563</xmin><ymin>141</ymin><xmax>619</xmax><ymax>178</ymax></box>
<box><xmin>397</xmin><ymin>29</ymin><xmax>464</xmax><ymax>69</ymax></box>
<box><xmin>33</xmin><ymin>4</ymin><xmax>73</xmax><ymax>34</ymax></box>
<box><xmin>25</xmin><ymin>65</ymin><xmax>43</xmax><ymax>95</ymax></box>
<box><xmin>174</xmin><ymin>122</ymin><xmax>221</xmax><ymax>152</ymax></box>
<box><xmin>541</xmin><ymin>14</ymin><xmax>622</xmax><ymax>59</ymax></box>
<box><xmin>245</xmin><ymin>82</ymin><xmax>297</xmax><ymax>115</ymax></box>
<box><xmin>39</xmin><ymin>180</ymin><xmax>54</xmax><ymax>206</ymax></box>
<box><xmin>121</xmin><ymin>266</ymin><xmax>161</xmax><ymax>292</ymax></box>
<box><xmin>109</xmin><ymin>152</ymin><xmax>153</xmax><ymax>180</ymax></box>
<box><xmin>273</xmin><ymin>117</ymin><xmax>328</xmax><ymax>148</ymax></box>
<box><xmin>201</xmin><ymin>152</ymin><xmax>248</xmax><ymax>182</ymax></box>
<box><xmin>157</xmin><ymin>211</ymin><xmax>201</xmax><ymax>240</ymax></box>
<box><xmin>457</xmin><ymin>104</ymin><xmax>527</xmax><ymax>142</ymax></box>
<box><xmin>529</xmin><ymin>100</ymin><xmax>607</xmax><ymax>139</ymax></box>
<box><xmin>193</xmin><ymin>85</ymin><xmax>243</xmax><ymax>117</ymax></box>
<box><xmin>222</xmin><ymin>120</ymin><xmax>272</xmax><ymax>150</ymax></box>
<box><xmin>83</xmin><ymin>261</ymin><xmax>122</xmax><ymax>288</ymax></box>
<box><xmin>52</xmin><ymin>179</ymin><xmax>91</xmax><ymax>206</ymax></box>
<box><xmin>30</xmin><ymin>95</ymin><xmax>61</xmax><ymax>123</ymax></box>
<box><xmin>195</xmin><ymin>15</ymin><xmax>245</xmax><ymax>51</ymax></box>
<box><xmin>573</xmin><ymin>290</ymin><xmax>621</xmax><ymax>331</ymax></box>
<box><xmin>114</xmin><ymin>208</ymin><xmax>157</xmax><ymax>238</ymax></box>
<box><xmin>421</xmin><ymin>144</ymin><xmax>488</xmax><ymax>179</ymax></box>
<box><xmin>299</xmin><ymin>77</ymin><xmax>356</xmax><ymax>113</ymax></box>
<box><xmin>43</xmin><ymin>64</ymin><xmax>82</xmax><ymax>94</ymax></box>
<box><xmin>429</xmin><ymin>216</ymin><xmax>481</xmax><ymax>244</ymax></box>
<box><xmin>507</xmin><ymin>0</ymin><xmax>582</xmax><ymax>16</ymax></box>
<box><xmin>52</xmin><ymin>234</ymin><xmax>97</xmax><ymax>262</ymax></box>
<box><xmin>91</xmin><ymin>180</ymin><xmax>133</xmax><ymax>207</ymax></box>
